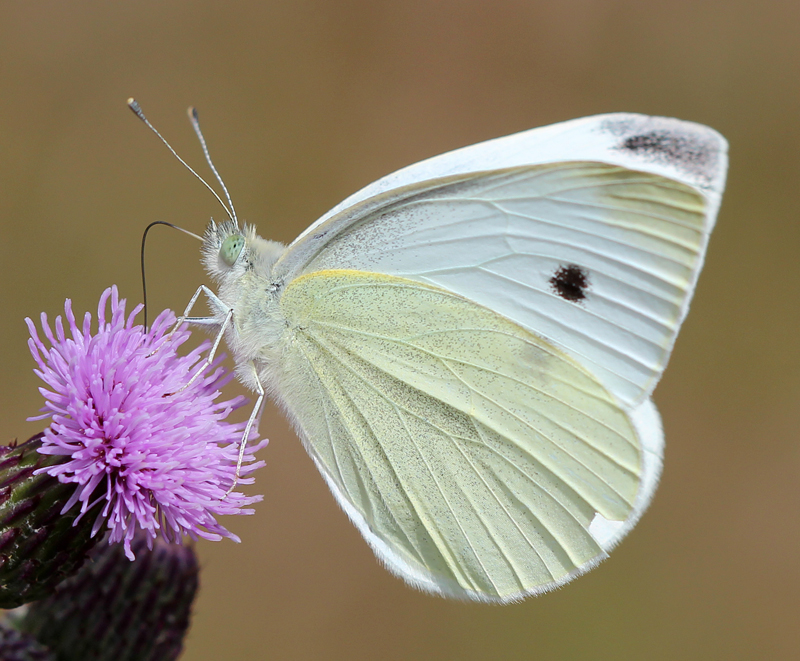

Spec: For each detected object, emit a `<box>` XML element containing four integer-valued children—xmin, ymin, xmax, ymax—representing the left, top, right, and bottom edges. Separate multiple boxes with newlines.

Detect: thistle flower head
<box><xmin>25</xmin><ymin>286</ymin><xmax>266</xmax><ymax>559</ymax></box>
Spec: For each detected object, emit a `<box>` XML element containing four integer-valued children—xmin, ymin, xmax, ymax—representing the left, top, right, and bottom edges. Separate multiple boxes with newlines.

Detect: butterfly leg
<box><xmin>149</xmin><ymin>285</ymin><xmax>223</xmax><ymax>359</ymax></box>
<box><xmin>176</xmin><ymin>284</ymin><xmax>228</xmax><ymax>330</ymax></box>
<box><xmin>170</xmin><ymin>308</ymin><xmax>233</xmax><ymax>396</ymax></box>
<box><xmin>165</xmin><ymin>285</ymin><xmax>234</xmax><ymax>395</ymax></box>
<box><xmin>226</xmin><ymin>362</ymin><xmax>266</xmax><ymax>496</ymax></box>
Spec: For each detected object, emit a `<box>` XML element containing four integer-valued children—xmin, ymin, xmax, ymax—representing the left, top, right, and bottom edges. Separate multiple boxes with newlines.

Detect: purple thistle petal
<box><xmin>26</xmin><ymin>286</ymin><xmax>267</xmax><ymax>560</ymax></box>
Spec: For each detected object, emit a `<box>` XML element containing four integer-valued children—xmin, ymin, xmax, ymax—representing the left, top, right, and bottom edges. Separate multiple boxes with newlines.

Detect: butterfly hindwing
<box><xmin>275</xmin><ymin>269</ymin><xmax>653</xmax><ymax>602</ymax></box>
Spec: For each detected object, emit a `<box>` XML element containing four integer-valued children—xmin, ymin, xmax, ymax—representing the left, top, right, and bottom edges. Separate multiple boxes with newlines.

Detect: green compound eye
<box><xmin>220</xmin><ymin>235</ymin><xmax>245</xmax><ymax>266</ymax></box>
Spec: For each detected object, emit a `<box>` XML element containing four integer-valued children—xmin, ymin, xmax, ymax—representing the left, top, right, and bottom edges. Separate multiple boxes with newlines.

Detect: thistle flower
<box><xmin>25</xmin><ymin>286</ymin><xmax>266</xmax><ymax>559</ymax></box>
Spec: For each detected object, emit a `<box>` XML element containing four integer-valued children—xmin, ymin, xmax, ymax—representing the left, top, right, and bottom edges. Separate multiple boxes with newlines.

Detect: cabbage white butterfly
<box><xmin>132</xmin><ymin>105</ymin><xmax>727</xmax><ymax>602</ymax></box>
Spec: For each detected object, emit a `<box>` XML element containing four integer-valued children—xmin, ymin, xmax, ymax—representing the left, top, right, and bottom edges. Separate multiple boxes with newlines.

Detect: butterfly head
<box><xmin>202</xmin><ymin>219</ymin><xmax>285</xmax><ymax>286</ymax></box>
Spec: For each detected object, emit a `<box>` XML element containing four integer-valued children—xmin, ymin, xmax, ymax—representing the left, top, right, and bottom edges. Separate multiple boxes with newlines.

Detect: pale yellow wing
<box><xmin>275</xmin><ymin>269</ymin><xmax>655</xmax><ymax>602</ymax></box>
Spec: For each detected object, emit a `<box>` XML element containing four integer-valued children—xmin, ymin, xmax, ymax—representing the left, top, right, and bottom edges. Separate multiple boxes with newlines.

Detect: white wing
<box><xmin>274</xmin><ymin>114</ymin><xmax>726</xmax><ymax>406</ymax></box>
<box><xmin>275</xmin><ymin>270</ymin><xmax>663</xmax><ymax>602</ymax></box>
<box><xmin>259</xmin><ymin>114</ymin><xmax>725</xmax><ymax>599</ymax></box>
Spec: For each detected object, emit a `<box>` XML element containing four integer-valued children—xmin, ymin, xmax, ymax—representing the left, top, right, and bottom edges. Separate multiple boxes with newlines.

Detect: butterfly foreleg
<box><xmin>149</xmin><ymin>285</ymin><xmax>224</xmax><ymax>360</ymax></box>
<box><xmin>166</xmin><ymin>304</ymin><xmax>233</xmax><ymax>397</ymax></box>
<box><xmin>178</xmin><ymin>284</ymin><xmax>228</xmax><ymax>330</ymax></box>
<box><xmin>163</xmin><ymin>285</ymin><xmax>233</xmax><ymax>395</ymax></box>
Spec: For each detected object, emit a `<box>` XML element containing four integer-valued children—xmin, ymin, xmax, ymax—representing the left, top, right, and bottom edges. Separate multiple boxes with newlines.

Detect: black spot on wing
<box><xmin>550</xmin><ymin>264</ymin><xmax>589</xmax><ymax>302</ymax></box>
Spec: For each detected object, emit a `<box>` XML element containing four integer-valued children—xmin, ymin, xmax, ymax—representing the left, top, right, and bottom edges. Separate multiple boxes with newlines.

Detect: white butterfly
<box><xmin>134</xmin><ymin>106</ymin><xmax>727</xmax><ymax>602</ymax></box>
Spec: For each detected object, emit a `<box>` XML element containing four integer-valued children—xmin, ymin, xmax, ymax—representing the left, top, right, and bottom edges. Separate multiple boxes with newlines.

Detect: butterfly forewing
<box><xmin>282</xmin><ymin>113</ymin><xmax>725</xmax><ymax>255</ymax></box>
<box><xmin>275</xmin><ymin>270</ymin><xmax>645</xmax><ymax>601</ymax></box>
<box><xmin>279</xmin><ymin>162</ymin><xmax>707</xmax><ymax>407</ymax></box>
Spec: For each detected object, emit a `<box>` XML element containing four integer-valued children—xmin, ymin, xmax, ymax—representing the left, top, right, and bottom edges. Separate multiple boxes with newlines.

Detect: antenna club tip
<box><xmin>188</xmin><ymin>106</ymin><xmax>199</xmax><ymax>121</ymax></box>
<box><xmin>128</xmin><ymin>99</ymin><xmax>145</xmax><ymax>119</ymax></box>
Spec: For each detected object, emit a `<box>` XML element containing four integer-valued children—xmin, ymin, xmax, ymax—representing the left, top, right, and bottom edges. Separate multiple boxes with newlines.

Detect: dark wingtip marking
<box><xmin>621</xmin><ymin>130</ymin><xmax>712</xmax><ymax>168</ymax></box>
<box><xmin>602</xmin><ymin>118</ymin><xmax>721</xmax><ymax>185</ymax></box>
<box><xmin>550</xmin><ymin>264</ymin><xmax>589</xmax><ymax>302</ymax></box>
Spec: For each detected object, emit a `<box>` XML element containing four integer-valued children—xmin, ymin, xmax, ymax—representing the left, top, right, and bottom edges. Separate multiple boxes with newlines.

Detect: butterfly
<box><xmin>133</xmin><ymin>105</ymin><xmax>727</xmax><ymax>602</ymax></box>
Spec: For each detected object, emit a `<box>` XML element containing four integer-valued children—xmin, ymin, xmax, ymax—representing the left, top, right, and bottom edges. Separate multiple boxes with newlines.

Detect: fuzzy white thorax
<box><xmin>202</xmin><ymin>220</ymin><xmax>288</xmax><ymax>396</ymax></box>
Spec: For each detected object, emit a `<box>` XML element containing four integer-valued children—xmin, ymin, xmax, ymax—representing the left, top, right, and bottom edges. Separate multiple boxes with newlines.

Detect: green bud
<box><xmin>17</xmin><ymin>532</ymin><xmax>199</xmax><ymax>661</ymax></box>
<box><xmin>0</xmin><ymin>435</ymin><xmax>103</xmax><ymax>608</ymax></box>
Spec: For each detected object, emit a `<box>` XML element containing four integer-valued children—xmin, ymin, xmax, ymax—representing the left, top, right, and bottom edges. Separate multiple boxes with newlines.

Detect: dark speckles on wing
<box><xmin>549</xmin><ymin>264</ymin><xmax>589</xmax><ymax>303</ymax></box>
<box><xmin>621</xmin><ymin>131</ymin><xmax>712</xmax><ymax>173</ymax></box>
<box><xmin>601</xmin><ymin>117</ymin><xmax>721</xmax><ymax>185</ymax></box>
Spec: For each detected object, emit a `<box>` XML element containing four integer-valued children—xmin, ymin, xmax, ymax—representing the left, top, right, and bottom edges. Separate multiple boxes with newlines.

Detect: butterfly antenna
<box><xmin>141</xmin><ymin>221</ymin><xmax>203</xmax><ymax>330</ymax></box>
<box><xmin>127</xmin><ymin>98</ymin><xmax>235</xmax><ymax>223</ymax></box>
<box><xmin>188</xmin><ymin>106</ymin><xmax>238</xmax><ymax>227</ymax></box>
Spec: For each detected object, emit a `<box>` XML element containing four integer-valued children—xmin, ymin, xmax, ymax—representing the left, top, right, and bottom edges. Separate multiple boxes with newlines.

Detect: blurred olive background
<box><xmin>2</xmin><ymin>1</ymin><xmax>799</xmax><ymax>659</ymax></box>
